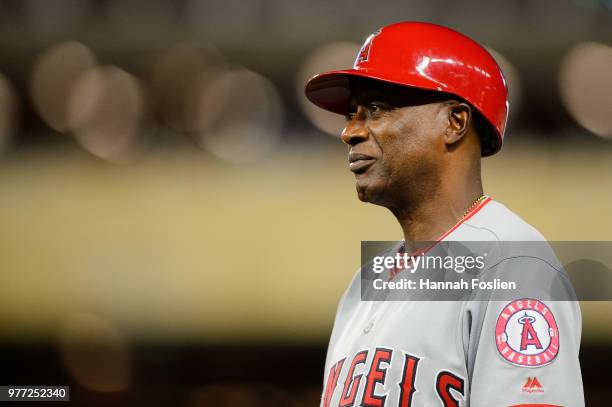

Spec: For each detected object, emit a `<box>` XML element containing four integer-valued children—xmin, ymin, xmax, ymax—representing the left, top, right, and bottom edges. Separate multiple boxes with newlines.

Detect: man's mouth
<box><xmin>349</xmin><ymin>152</ymin><xmax>376</xmax><ymax>173</ymax></box>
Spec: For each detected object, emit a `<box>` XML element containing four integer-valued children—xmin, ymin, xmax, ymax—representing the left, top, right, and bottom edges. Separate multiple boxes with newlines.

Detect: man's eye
<box><xmin>368</xmin><ymin>102</ymin><xmax>386</xmax><ymax>116</ymax></box>
<box><xmin>346</xmin><ymin>112</ymin><xmax>357</xmax><ymax>121</ymax></box>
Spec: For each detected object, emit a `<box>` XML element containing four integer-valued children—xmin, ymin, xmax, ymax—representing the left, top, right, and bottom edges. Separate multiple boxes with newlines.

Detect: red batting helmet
<box><xmin>304</xmin><ymin>22</ymin><xmax>509</xmax><ymax>156</ymax></box>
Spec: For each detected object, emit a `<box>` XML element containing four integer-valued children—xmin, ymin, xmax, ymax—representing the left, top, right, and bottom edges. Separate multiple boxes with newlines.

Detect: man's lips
<box><xmin>349</xmin><ymin>152</ymin><xmax>376</xmax><ymax>173</ymax></box>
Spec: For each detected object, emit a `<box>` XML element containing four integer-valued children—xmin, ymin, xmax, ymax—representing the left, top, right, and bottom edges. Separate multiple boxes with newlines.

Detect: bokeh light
<box><xmin>297</xmin><ymin>42</ymin><xmax>360</xmax><ymax>136</ymax></box>
<box><xmin>30</xmin><ymin>41</ymin><xmax>97</xmax><ymax>132</ymax></box>
<box><xmin>189</xmin><ymin>67</ymin><xmax>283</xmax><ymax>164</ymax></box>
<box><xmin>150</xmin><ymin>43</ymin><xmax>224</xmax><ymax>132</ymax></box>
<box><xmin>58</xmin><ymin>312</ymin><xmax>131</xmax><ymax>392</ymax></box>
<box><xmin>559</xmin><ymin>41</ymin><xmax>612</xmax><ymax>138</ymax></box>
<box><xmin>0</xmin><ymin>72</ymin><xmax>18</xmax><ymax>153</ymax></box>
<box><xmin>66</xmin><ymin>66</ymin><xmax>147</xmax><ymax>161</ymax></box>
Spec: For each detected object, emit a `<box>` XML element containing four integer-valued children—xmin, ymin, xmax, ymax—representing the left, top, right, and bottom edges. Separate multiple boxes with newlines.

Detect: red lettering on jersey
<box><xmin>398</xmin><ymin>354</ymin><xmax>420</xmax><ymax>407</ymax></box>
<box><xmin>322</xmin><ymin>358</ymin><xmax>345</xmax><ymax>407</ymax></box>
<box><xmin>520</xmin><ymin>314</ymin><xmax>543</xmax><ymax>350</ymax></box>
<box><xmin>436</xmin><ymin>371</ymin><xmax>465</xmax><ymax>407</ymax></box>
<box><xmin>362</xmin><ymin>348</ymin><xmax>393</xmax><ymax>407</ymax></box>
<box><xmin>339</xmin><ymin>350</ymin><xmax>368</xmax><ymax>407</ymax></box>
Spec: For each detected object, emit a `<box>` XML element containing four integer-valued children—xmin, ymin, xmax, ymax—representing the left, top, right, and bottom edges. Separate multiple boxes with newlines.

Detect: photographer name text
<box><xmin>373</xmin><ymin>278</ymin><xmax>516</xmax><ymax>291</ymax></box>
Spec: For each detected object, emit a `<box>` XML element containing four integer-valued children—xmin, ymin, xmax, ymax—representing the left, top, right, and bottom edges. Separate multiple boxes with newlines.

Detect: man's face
<box><xmin>341</xmin><ymin>83</ymin><xmax>449</xmax><ymax>208</ymax></box>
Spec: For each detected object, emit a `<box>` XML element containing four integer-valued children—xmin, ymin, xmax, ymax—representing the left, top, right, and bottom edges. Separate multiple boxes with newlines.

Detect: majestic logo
<box><xmin>495</xmin><ymin>298</ymin><xmax>559</xmax><ymax>367</ymax></box>
<box><xmin>522</xmin><ymin>377</ymin><xmax>544</xmax><ymax>393</ymax></box>
<box><xmin>353</xmin><ymin>28</ymin><xmax>381</xmax><ymax>67</ymax></box>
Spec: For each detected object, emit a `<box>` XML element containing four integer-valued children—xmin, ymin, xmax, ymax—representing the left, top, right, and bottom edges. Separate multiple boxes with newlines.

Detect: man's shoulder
<box><xmin>458</xmin><ymin>199</ymin><xmax>547</xmax><ymax>242</ymax></box>
<box><xmin>456</xmin><ymin>199</ymin><xmax>565</xmax><ymax>272</ymax></box>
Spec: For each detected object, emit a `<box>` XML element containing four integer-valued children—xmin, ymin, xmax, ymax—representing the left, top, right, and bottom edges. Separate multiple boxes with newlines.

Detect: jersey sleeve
<box><xmin>463</xmin><ymin>256</ymin><xmax>584</xmax><ymax>406</ymax></box>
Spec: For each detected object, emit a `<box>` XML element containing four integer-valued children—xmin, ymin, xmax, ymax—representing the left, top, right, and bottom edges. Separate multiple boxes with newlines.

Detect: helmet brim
<box><xmin>304</xmin><ymin>68</ymin><xmax>502</xmax><ymax>157</ymax></box>
<box><xmin>304</xmin><ymin>68</ymin><xmax>451</xmax><ymax>116</ymax></box>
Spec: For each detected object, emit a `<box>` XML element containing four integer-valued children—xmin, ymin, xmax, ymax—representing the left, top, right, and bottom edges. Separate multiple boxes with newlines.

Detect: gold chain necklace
<box><xmin>462</xmin><ymin>194</ymin><xmax>487</xmax><ymax>219</ymax></box>
<box><xmin>396</xmin><ymin>194</ymin><xmax>488</xmax><ymax>263</ymax></box>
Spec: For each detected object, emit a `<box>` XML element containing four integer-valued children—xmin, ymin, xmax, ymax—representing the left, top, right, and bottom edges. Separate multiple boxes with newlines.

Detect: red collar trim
<box><xmin>436</xmin><ymin>196</ymin><xmax>491</xmax><ymax>242</ymax></box>
<box><xmin>388</xmin><ymin>196</ymin><xmax>492</xmax><ymax>280</ymax></box>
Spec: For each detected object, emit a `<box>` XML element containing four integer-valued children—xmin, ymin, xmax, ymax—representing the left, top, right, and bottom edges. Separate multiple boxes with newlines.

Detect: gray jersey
<box><xmin>320</xmin><ymin>198</ymin><xmax>584</xmax><ymax>406</ymax></box>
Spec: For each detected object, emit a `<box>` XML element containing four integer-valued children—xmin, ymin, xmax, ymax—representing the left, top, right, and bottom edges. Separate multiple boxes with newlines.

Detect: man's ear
<box><xmin>444</xmin><ymin>101</ymin><xmax>472</xmax><ymax>146</ymax></box>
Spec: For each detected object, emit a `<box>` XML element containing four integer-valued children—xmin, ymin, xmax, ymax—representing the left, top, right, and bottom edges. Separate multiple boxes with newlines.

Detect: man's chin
<box><xmin>355</xmin><ymin>180</ymin><xmax>382</xmax><ymax>204</ymax></box>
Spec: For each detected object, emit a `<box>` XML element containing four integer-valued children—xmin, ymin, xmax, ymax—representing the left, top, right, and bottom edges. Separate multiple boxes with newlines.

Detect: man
<box><xmin>304</xmin><ymin>22</ymin><xmax>583</xmax><ymax>406</ymax></box>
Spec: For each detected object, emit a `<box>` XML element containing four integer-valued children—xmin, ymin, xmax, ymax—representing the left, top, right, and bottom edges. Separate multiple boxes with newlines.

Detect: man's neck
<box><xmin>395</xmin><ymin>185</ymin><xmax>484</xmax><ymax>251</ymax></box>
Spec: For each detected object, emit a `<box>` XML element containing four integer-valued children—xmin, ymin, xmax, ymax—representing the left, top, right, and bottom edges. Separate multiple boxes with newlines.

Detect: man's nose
<box><xmin>341</xmin><ymin>111</ymin><xmax>369</xmax><ymax>146</ymax></box>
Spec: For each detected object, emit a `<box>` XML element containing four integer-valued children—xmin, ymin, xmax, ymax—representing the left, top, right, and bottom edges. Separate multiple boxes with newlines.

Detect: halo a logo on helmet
<box><xmin>353</xmin><ymin>28</ymin><xmax>382</xmax><ymax>67</ymax></box>
<box><xmin>494</xmin><ymin>298</ymin><xmax>560</xmax><ymax>367</ymax></box>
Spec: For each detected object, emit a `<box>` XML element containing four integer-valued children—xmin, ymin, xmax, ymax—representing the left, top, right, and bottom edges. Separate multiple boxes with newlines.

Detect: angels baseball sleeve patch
<box><xmin>495</xmin><ymin>298</ymin><xmax>560</xmax><ymax>368</ymax></box>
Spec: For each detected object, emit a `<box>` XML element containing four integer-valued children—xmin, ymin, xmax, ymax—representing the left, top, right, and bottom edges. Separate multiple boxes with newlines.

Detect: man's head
<box><xmin>342</xmin><ymin>77</ymin><xmax>483</xmax><ymax>210</ymax></box>
<box><xmin>304</xmin><ymin>22</ymin><xmax>508</xmax><ymax>212</ymax></box>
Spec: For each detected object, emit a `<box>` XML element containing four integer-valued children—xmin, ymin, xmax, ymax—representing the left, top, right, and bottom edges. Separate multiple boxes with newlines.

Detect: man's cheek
<box><xmin>375</xmin><ymin>155</ymin><xmax>394</xmax><ymax>179</ymax></box>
